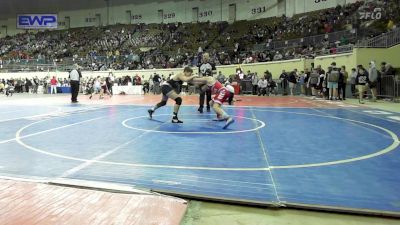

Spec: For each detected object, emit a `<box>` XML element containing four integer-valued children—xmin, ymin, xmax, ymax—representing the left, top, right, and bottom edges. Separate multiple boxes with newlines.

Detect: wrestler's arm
<box><xmin>178</xmin><ymin>73</ymin><xmax>198</xmax><ymax>82</ymax></box>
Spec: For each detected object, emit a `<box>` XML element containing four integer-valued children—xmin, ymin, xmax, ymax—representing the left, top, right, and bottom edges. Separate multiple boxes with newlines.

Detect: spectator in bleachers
<box><xmin>0</xmin><ymin>0</ymin><xmax>398</xmax><ymax>78</ymax></box>
<box><xmin>273</xmin><ymin>51</ymin><xmax>283</xmax><ymax>61</ymax></box>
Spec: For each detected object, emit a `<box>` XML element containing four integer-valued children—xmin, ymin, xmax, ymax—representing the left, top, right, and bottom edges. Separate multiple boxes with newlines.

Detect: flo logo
<box><xmin>359</xmin><ymin>8</ymin><xmax>382</xmax><ymax>20</ymax></box>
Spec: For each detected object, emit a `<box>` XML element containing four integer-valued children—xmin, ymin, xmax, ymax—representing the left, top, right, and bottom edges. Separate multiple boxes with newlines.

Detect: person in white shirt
<box><xmin>257</xmin><ymin>77</ymin><xmax>268</xmax><ymax>96</ymax></box>
<box><xmin>69</xmin><ymin>64</ymin><xmax>82</xmax><ymax>103</ymax></box>
<box><xmin>89</xmin><ymin>76</ymin><xmax>101</xmax><ymax>99</ymax></box>
<box><xmin>251</xmin><ymin>73</ymin><xmax>259</xmax><ymax>95</ymax></box>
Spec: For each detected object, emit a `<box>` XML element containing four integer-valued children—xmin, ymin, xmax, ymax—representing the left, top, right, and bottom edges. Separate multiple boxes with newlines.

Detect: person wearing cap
<box><xmin>69</xmin><ymin>64</ymin><xmax>82</xmax><ymax>103</ymax></box>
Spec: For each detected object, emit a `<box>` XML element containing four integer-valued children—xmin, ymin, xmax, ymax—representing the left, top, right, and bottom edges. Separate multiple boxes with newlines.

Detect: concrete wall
<box><xmin>314</xmin><ymin>44</ymin><xmax>400</xmax><ymax>72</ymax></box>
<box><xmin>314</xmin><ymin>52</ymin><xmax>357</xmax><ymax>71</ymax></box>
<box><xmin>0</xmin><ymin>58</ymin><xmax>312</xmax><ymax>80</ymax></box>
<box><xmin>355</xmin><ymin>45</ymin><xmax>400</xmax><ymax>68</ymax></box>
<box><xmin>217</xmin><ymin>58</ymin><xmax>310</xmax><ymax>79</ymax></box>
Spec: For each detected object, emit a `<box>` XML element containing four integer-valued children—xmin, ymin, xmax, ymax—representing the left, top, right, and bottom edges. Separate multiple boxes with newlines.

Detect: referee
<box><xmin>69</xmin><ymin>64</ymin><xmax>82</xmax><ymax>103</ymax></box>
<box><xmin>198</xmin><ymin>52</ymin><xmax>216</xmax><ymax>113</ymax></box>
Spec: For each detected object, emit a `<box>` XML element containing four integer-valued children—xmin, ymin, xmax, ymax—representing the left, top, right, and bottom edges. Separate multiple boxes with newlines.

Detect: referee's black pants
<box><xmin>199</xmin><ymin>89</ymin><xmax>212</xmax><ymax>109</ymax></box>
<box><xmin>70</xmin><ymin>80</ymin><xmax>80</xmax><ymax>102</ymax></box>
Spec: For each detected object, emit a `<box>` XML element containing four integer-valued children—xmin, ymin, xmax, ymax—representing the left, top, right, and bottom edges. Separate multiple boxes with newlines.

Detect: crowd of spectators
<box><xmin>0</xmin><ymin>59</ymin><xmax>396</xmax><ymax>100</ymax></box>
<box><xmin>200</xmin><ymin>59</ymin><xmax>396</xmax><ymax>101</ymax></box>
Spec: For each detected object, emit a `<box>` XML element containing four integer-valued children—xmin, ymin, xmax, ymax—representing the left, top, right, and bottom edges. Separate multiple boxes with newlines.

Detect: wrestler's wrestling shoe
<box><xmin>172</xmin><ymin>116</ymin><xmax>183</xmax><ymax>123</ymax></box>
<box><xmin>148</xmin><ymin>109</ymin><xmax>154</xmax><ymax>119</ymax></box>
<box><xmin>212</xmin><ymin>115</ymin><xmax>225</xmax><ymax>122</ymax></box>
<box><xmin>222</xmin><ymin>117</ymin><xmax>235</xmax><ymax>129</ymax></box>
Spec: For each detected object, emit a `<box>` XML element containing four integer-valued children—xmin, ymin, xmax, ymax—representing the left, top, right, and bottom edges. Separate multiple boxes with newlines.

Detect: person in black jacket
<box><xmin>304</xmin><ymin>68</ymin><xmax>310</xmax><ymax>96</ymax></box>
<box><xmin>288</xmin><ymin>69</ymin><xmax>298</xmax><ymax>96</ymax></box>
<box><xmin>279</xmin><ymin>70</ymin><xmax>289</xmax><ymax>95</ymax></box>
<box><xmin>380</xmin><ymin>62</ymin><xmax>395</xmax><ymax>97</ymax></box>
<box><xmin>106</xmin><ymin>72</ymin><xmax>114</xmax><ymax>96</ymax></box>
<box><xmin>381</xmin><ymin>62</ymin><xmax>395</xmax><ymax>76</ymax></box>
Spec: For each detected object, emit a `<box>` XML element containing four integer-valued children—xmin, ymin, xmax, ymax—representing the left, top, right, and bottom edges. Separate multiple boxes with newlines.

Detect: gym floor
<box><xmin>0</xmin><ymin>93</ymin><xmax>399</xmax><ymax>224</ymax></box>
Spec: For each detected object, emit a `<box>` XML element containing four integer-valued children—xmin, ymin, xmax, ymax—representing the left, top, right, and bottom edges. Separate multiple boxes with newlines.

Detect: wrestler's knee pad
<box><xmin>175</xmin><ymin>97</ymin><xmax>182</xmax><ymax>105</ymax></box>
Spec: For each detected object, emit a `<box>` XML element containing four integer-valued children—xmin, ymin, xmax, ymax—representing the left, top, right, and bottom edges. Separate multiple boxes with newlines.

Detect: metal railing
<box><xmin>254</xmin><ymin>29</ymin><xmax>357</xmax><ymax>51</ymax></box>
<box><xmin>313</xmin><ymin>44</ymin><xmax>354</xmax><ymax>56</ymax></box>
<box><xmin>0</xmin><ymin>54</ymin><xmax>143</xmax><ymax>72</ymax></box>
<box><xmin>377</xmin><ymin>75</ymin><xmax>399</xmax><ymax>99</ymax></box>
<box><xmin>356</xmin><ymin>27</ymin><xmax>400</xmax><ymax>48</ymax></box>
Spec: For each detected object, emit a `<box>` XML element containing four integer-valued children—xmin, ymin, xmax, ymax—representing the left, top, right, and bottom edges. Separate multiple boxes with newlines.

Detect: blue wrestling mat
<box><xmin>0</xmin><ymin>103</ymin><xmax>399</xmax><ymax>216</ymax></box>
